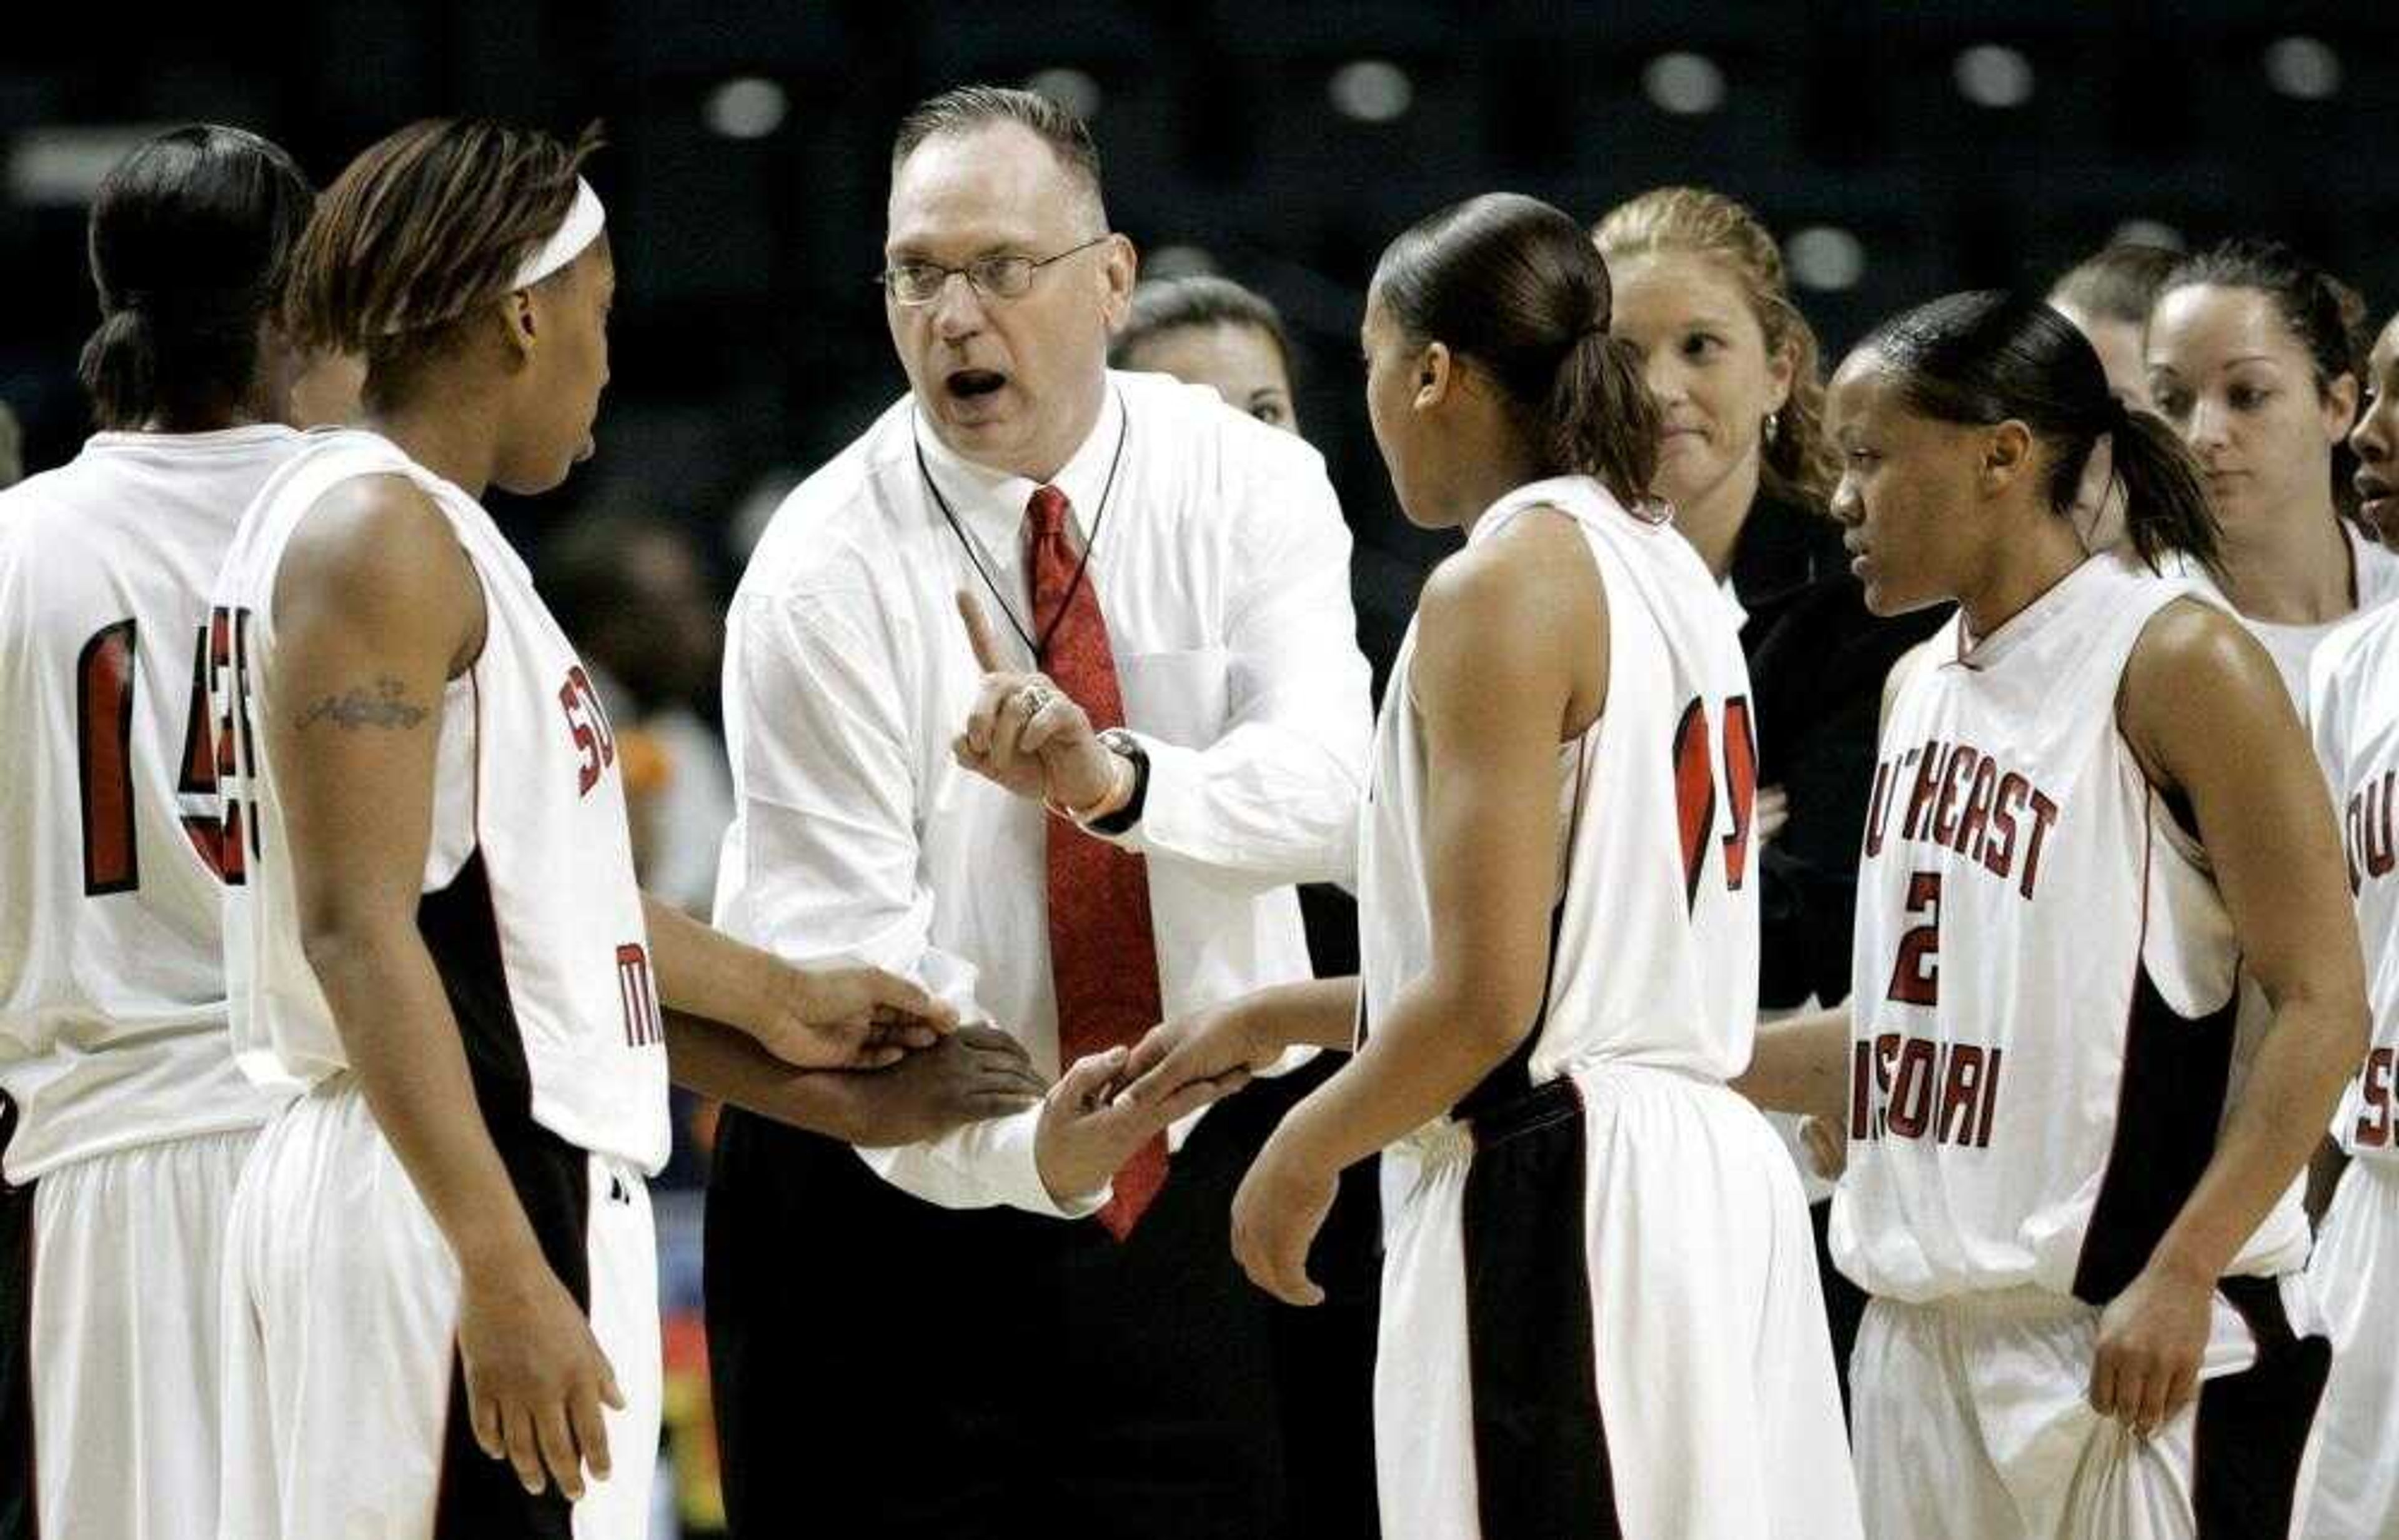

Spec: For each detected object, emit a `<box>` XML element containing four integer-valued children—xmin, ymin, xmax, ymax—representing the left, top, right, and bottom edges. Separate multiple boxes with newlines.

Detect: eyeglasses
<box><xmin>875</xmin><ymin>234</ymin><xmax>1113</xmax><ymax>307</ymax></box>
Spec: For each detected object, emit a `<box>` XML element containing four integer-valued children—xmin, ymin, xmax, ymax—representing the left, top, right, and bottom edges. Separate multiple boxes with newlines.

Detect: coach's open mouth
<box><xmin>945</xmin><ymin>369</ymin><xmax>1007</xmax><ymax>399</ymax></box>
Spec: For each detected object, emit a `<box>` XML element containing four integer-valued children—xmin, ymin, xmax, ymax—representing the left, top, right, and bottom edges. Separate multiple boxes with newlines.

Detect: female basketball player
<box><xmin>1595</xmin><ymin>184</ymin><xmax>1945</xmax><ymax>1403</ymax></box>
<box><xmin>211</xmin><ymin>119</ymin><xmax>962</xmax><ymax>1539</ymax></box>
<box><xmin>2147</xmin><ymin>238</ymin><xmax>2393</xmax><ymax>705</ymax></box>
<box><xmin>1110</xmin><ymin>274</ymin><xmax>1300</xmax><ymax>432</ymax></box>
<box><xmin>1746</xmin><ymin>291</ymin><xmax>2363</xmax><ymax>1538</ymax></box>
<box><xmin>0</xmin><ymin>122</ymin><xmax>336</xmax><ymax>1540</ymax></box>
<box><xmin>1122</xmin><ymin>192</ymin><xmax>1860</xmax><ymax>1539</ymax></box>
<box><xmin>2299</xmin><ymin>303</ymin><xmax>2399</xmax><ymax>1539</ymax></box>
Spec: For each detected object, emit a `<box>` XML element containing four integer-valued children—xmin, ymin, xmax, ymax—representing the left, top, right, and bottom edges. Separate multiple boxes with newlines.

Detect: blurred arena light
<box><xmin>1642</xmin><ymin>52</ymin><xmax>1727</xmax><ymax>116</ymax></box>
<box><xmin>2110</xmin><ymin>218</ymin><xmax>2185</xmax><ymax>251</ymax></box>
<box><xmin>1144</xmin><ymin>246</ymin><xmax>1219</xmax><ymax>281</ymax></box>
<box><xmin>7</xmin><ymin>125</ymin><xmax>167</xmax><ymax>205</ymax></box>
<box><xmin>704</xmin><ymin>78</ymin><xmax>787</xmax><ymax>140</ymax></box>
<box><xmin>1329</xmin><ymin>61</ymin><xmax>1413</xmax><ymax>123</ymax></box>
<box><xmin>1786</xmin><ymin>226</ymin><xmax>1866</xmax><ymax>292</ymax></box>
<box><xmin>2263</xmin><ymin>37</ymin><xmax>2341</xmax><ymax>101</ymax></box>
<box><xmin>1027</xmin><ymin>67</ymin><xmax>1103</xmax><ymax>120</ymax></box>
<box><xmin>1954</xmin><ymin>44</ymin><xmax>2035</xmax><ymax>109</ymax></box>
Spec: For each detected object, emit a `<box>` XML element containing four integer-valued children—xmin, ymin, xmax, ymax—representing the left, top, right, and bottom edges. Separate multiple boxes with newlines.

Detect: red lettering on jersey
<box><xmin>75</xmin><ymin>619</ymin><xmax>141</xmax><ymax>895</ymax></box>
<box><xmin>560</xmin><ymin>664</ymin><xmax>617</xmax><ymax>797</ymax></box>
<box><xmin>1721</xmin><ymin>697</ymin><xmax>1758</xmax><ymax>890</ymax></box>
<box><xmin>1954</xmin><ymin>758</ymin><xmax>1999</xmax><ymax>864</ymax></box>
<box><xmin>617</xmin><ymin>942</ymin><xmax>663</xmax><ymax>1047</ymax></box>
<box><xmin>1669</xmin><ymin>696</ymin><xmax>1757</xmax><ymax>909</ymax></box>
<box><xmin>1853</xmin><ymin>1033</ymin><xmax>2004</xmax><ymax>1151</ymax></box>
<box><xmin>1900</xmin><ymin>742</ymin><xmax>1946</xmax><ymax>842</ymax></box>
<box><xmin>2357</xmin><ymin>1047</ymin><xmax>2396</xmax><ymax>1150</ymax></box>
<box><xmin>178</xmin><ymin>623</ymin><xmax>216</xmax><ymax>793</ymax></box>
<box><xmin>2347</xmin><ymin>772</ymin><xmax>2398</xmax><ymax>895</ymax></box>
<box><xmin>1671</xmin><ymin>699</ymin><xmax>1717</xmax><ymax>912</ymax></box>
<box><xmin>1929</xmin><ymin>745</ymin><xmax>1979</xmax><ymax>847</ymax></box>
<box><xmin>1864</xmin><ymin>761</ymin><xmax>1895</xmax><ymax>858</ymax></box>
<box><xmin>1872</xmin><ymin>738</ymin><xmax>2062</xmax><ymax>903</ymax></box>
<box><xmin>2017</xmin><ymin>790</ymin><xmax>2061</xmax><ymax>901</ymax></box>
<box><xmin>1884</xmin><ymin>871</ymin><xmax>1943</xmax><ymax>1006</ymax></box>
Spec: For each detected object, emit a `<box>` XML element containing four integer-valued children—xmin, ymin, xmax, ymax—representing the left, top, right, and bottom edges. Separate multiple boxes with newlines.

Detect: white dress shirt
<box><xmin>714</xmin><ymin>370</ymin><xmax>1374</xmax><ymax>1216</ymax></box>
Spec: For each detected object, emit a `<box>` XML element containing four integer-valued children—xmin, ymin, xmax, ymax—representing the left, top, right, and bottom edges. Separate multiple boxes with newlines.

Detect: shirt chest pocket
<box><xmin>1117</xmin><ymin>647</ymin><xmax>1229</xmax><ymax>747</ymax></box>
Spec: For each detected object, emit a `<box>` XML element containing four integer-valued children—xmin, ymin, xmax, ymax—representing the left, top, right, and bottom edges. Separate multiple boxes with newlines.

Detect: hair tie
<box><xmin>2099</xmin><ymin>394</ymin><xmax>2131</xmax><ymax>436</ymax></box>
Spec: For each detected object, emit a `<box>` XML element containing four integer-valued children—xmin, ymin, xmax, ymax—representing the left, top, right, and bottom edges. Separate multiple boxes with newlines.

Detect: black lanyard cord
<box><xmin>915</xmin><ymin>395</ymin><xmax>1130</xmax><ymax>668</ymax></box>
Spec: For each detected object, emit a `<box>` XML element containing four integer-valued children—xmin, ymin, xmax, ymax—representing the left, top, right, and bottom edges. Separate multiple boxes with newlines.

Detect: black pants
<box><xmin>706</xmin><ymin>1061</ymin><xmax>1381</xmax><ymax>1540</ymax></box>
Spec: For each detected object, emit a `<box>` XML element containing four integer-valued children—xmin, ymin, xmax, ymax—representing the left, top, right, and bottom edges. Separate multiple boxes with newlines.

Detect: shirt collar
<box><xmin>913</xmin><ymin>381</ymin><xmax>1125</xmax><ymax>552</ymax></box>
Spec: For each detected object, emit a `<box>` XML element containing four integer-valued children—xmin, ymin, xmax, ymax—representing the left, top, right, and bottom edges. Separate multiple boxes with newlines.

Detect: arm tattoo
<box><xmin>294</xmin><ymin>676</ymin><xmax>431</xmax><ymax>732</ymax></box>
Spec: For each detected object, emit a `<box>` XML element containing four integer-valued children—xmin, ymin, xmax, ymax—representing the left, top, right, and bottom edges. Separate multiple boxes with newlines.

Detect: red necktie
<box><xmin>1026</xmin><ymin>484</ymin><xmax>1166</xmax><ymax>1239</ymax></box>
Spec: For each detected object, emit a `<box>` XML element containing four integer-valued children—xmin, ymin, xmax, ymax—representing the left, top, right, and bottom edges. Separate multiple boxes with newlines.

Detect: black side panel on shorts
<box><xmin>419</xmin><ymin>854</ymin><xmax>597</xmax><ymax>1538</ymax></box>
<box><xmin>2193</xmin><ymin>1276</ymin><xmax>2332</xmax><ymax>1539</ymax></box>
<box><xmin>1461</xmin><ymin>1080</ymin><xmax>1621</xmax><ymax>1539</ymax></box>
<box><xmin>2070</xmin><ymin>966</ymin><xmax>2237</xmax><ymax>1305</ymax></box>
<box><xmin>1</xmin><ymin>1098</ymin><xmax>36</xmax><ymax>1540</ymax></box>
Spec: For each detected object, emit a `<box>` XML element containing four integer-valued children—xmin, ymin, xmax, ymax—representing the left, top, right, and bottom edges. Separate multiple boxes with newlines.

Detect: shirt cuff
<box><xmin>1086</xmin><ymin>730</ymin><xmax>1197</xmax><ymax>858</ymax></box>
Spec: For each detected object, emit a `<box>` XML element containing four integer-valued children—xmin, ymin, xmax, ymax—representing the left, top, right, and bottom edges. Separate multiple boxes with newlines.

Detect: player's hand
<box><xmin>1117</xmin><ymin>996</ymin><xmax>1284</xmax><ymax>1108</ymax></box>
<box><xmin>951</xmin><ymin>590</ymin><xmax>1122</xmax><ymax>813</ymax></box>
<box><xmin>1755</xmin><ymin>784</ymin><xmax>1792</xmax><ymax>847</ymax></box>
<box><xmin>1035</xmin><ymin>1045</ymin><xmax>1249</xmax><ymax>1204</ymax></box>
<box><xmin>753</xmin><ymin>961</ymin><xmax>958</xmax><ymax>1070</ymax></box>
<box><xmin>2089</xmin><ymin>1261</ymin><xmax>2213</xmax><ymax>1436</ymax></box>
<box><xmin>457</xmin><ymin>1256</ymin><xmax>622</xmax><ymax>1500</ymax></box>
<box><xmin>834</xmin><ymin>1025</ymin><xmax>1049</xmax><ymax>1146</ymax></box>
<box><xmin>1231</xmin><ymin>1128</ymin><xmax>1338</xmax><ymax>1307</ymax></box>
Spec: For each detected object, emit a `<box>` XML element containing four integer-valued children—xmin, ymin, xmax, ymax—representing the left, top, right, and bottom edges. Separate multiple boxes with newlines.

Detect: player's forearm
<box><xmin>303</xmin><ymin>922</ymin><xmax>548</xmax><ymax>1277</ymax></box>
<box><xmin>2149</xmin><ymin>989</ymin><xmax>2365</xmax><ymax>1284</ymax></box>
<box><xmin>1270</xmin><ymin>973</ymin><xmax>1531</xmax><ymax>1176</ymax></box>
<box><xmin>1732</xmin><ymin>1006</ymin><xmax>1852</xmax><ymax>1122</ymax></box>
<box><xmin>665</xmin><ymin>1010</ymin><xmax>869</xmax><ymax>1141</ymax></box>
<box><xmin>1235</xmin><ymin>976</ymin><xmax>1363</xmax><ymax>1054</ymax></box>
<box><xmin>641</xmin><ymin>891</ymin><xmax>779</xmax><ymax>1041</ymax></box>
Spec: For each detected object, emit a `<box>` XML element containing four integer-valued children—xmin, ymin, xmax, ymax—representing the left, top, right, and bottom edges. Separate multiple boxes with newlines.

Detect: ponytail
<box><xmin>1549</xmin><ymin>329</ymin><xmax>1659</xmax><ymax>505</ymax></box>
<box><xmin>76</xmin><ymin>307</ymin><xmax>158</xmax><ymax>430</ymax></box>
<box><xmin>1376</xmin><ymin>192</ymin><xmax>1661</xmax><ymax>503</ymax></box>
<box><xmin>76</xmin><ymin>125</ymin><xmax>313</xmax><ymax>430</ymax></box>
<box><xmin>2108</xmin><ymin>403</ymin><xmax>2223</xmax><ymax>580</ymax></box>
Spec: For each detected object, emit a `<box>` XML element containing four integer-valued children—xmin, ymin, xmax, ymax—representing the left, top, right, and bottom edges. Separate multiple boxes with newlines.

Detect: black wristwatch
<box><xmin>1086</xmin><ymin>727</ymin><xmax>1150</xmax><ymax>834</ymax></box>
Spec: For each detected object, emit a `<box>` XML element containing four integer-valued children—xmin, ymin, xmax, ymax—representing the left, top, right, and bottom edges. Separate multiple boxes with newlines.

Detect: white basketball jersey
<box><xmin>2309</xmin><ymin>604</ymin><xmax>2399</xmax><ymax>1166</ymax></box>
<box><xmin>1357</xmin><ymin>476</ymin><xmax>1761</xmax><ymax>1111</ymax></box>
<box><xmin>0</xmin><ymin>427</ymin><xmax>302</xmax><ymax>1183</ymax></box>
<box><xmin>1832</xmin><ymin>557</ymin><xmax>2310</xmax><ymax>1304</ymax></box>
<box><xmin>212</xmin><ymin>430</ymin><xmax>668</xmax><ymax>1174</ymax></box>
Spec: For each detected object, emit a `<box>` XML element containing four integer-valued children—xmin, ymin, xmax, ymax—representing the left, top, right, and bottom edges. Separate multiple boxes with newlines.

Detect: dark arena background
<box><xmin>4</xmin><ymin>4</ymin><xmax>2393</xmax><ymax>1534</ymax></box>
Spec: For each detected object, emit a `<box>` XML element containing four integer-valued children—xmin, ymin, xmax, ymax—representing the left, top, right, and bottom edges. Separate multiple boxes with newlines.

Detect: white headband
<box><xmin>512</xmin><ymin>177</ymin><xmax>605</xmax><ymax>289</ymax></box>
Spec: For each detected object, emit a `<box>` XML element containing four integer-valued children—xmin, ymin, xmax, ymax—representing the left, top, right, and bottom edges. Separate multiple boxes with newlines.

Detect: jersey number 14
<box><xmin>74</xmin><ymin>612</ymin><xmax>257</xmax><ymax>895</ymax></box>
<box><xmin>1671</xmin><ymin>695</ymin><xmax>1758</xmax><ymax>910</ymax></box>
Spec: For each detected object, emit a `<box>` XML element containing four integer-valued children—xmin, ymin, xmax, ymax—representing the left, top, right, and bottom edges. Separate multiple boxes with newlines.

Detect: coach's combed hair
<box><xmin>77</xmin><ymin>125</ymin><xmax>314</xmax><ymax>430</ymax></box>
<box><xmin>286</xmin><ymin>118</ymin><xmax>602</xmax><ymax>397</ymax></box>
<box><xmin>1595</xmin><ymin>186</ymin><xmax>1837</xmax><ymax>510</ymax></box>
<box><xmin>890</xmin><ymin>85</ymin><xmax>1107</xmax><ymax>227</ymax></box>
<box><xmin>1111</xmin><ymin>276</ymin><xmax>1294</xmax><ymax>379</ymax></box>
<box><xmin>1377</xmin><ymin>193</ymin><xmax>1661</xmax><ymax>506</ymax></box>
<box><xmin>2160</xmin><ymin>236</ymin><xmax>2371</xmax><ymax>517</ymax></box>
<box><xmin>1862</xmin><ymin>291</ymin><xmax>2222</xmax><ymax>579</ymax></box>
<box><xmin>2048</xmin><ymin>243</ymin><xmax>2180</xmax><ymax>329</ymax></box>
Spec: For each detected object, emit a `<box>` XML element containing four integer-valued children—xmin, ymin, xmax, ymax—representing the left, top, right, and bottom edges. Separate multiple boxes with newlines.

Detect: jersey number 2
<box><xmin>1884</xmin><ymin>871</ymin><xmax>1943</xmax><ymax>1005</ymax></box>
<box><xmin>1671</xmin><ymin>695</ymin><xmax>1757</xmax><ymax>911</ymax></box>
